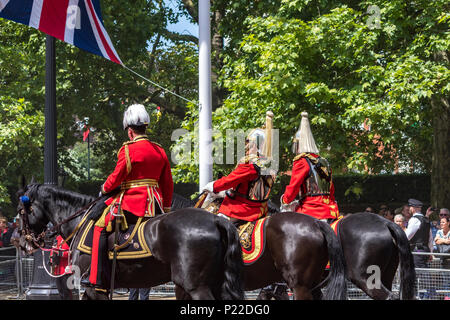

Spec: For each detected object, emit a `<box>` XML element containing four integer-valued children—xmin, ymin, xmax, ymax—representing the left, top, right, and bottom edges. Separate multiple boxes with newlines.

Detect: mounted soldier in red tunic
<box><xmin>202</xmin><ymin>111</ymin><xmax>277</xmax><ymax>228</ymax></box>
<box><xmin>82</xmin><ymin>104</ymin><xmax>173</xmax><ymax>292</ymax></box>
<box><xmin>280</xmin><ymin>112</ymin><xmax>341</xmax><ymax>223</ymax></box>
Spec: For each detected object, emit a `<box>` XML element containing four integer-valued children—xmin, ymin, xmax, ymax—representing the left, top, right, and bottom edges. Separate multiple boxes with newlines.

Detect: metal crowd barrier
<box><xmin>0</xmin><ymin>247</ymin><xmax>448</xmax><ymax>300</ymax></box>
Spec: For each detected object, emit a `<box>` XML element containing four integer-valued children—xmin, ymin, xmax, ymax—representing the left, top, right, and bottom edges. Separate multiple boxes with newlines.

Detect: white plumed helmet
<box><xmin>247</xmin><ymin>128</ymin><xmax>266</xmax><ymax>155</ymax></box>
<box><xmin>292</xmin><ymin>112</ymin><xmax>319</xmax><ymax>154</ymax></box>
<box><xmin>246</xmin><ymin>111</ymin><xmax>274</xmax><ymax>157</ymax></box>
<box><xmin>123</xmin><ymin>104</ymin><xmax>150</xmax><ymax>130</ymax></box>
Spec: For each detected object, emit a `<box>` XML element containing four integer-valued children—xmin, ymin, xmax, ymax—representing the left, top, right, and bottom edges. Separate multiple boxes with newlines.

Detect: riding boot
<box><xmin>89</xmin><ymin>226</ymin><xmax>110</xmax><ymax>288</ymax></box>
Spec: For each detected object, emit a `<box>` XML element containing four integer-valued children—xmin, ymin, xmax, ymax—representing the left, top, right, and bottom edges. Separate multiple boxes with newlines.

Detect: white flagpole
<box><xmin>198</xmin><ymin>0</ymin><xmax>213</xmax><ymax>192</ymax></box>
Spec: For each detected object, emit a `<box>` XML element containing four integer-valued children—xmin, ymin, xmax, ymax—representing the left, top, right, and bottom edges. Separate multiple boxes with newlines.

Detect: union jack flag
<box><xmin>0</xmin><ymin>0</ymin><xmax>122</xmax><ymax>64</ymax></box>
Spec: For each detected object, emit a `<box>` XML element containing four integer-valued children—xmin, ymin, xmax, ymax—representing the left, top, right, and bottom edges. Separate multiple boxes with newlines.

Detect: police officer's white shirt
<box><xmin>404</xmin><ymin>212</ymin><xmax>433</xmax><ymax>252</ymax></box>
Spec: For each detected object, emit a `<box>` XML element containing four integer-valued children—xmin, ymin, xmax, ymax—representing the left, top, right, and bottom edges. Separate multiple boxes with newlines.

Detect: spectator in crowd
<box><xmin>378</xmin><ymin>204</ymin><xmax>388</xmax><ymax>217</ymax></box>
<box><xmin>383</xmin><ymin>208</ymin><xmax>394</xmax><ymax>221</ymax></box>
<box><xmin>0</xmin><ymin>217</ymin><xmax>14</xmax><ymax>247</ymax></box>
<box><xmin>404</xmin><ymin>199</ymin><xmax>434</xmax><ymax>299</ymax></box>
<box><xmin>430</xmin><ymin>219</ymin><xmax>440</xmax><ymax>252</ymax></box>
<box><xmin>365</xmin><ymin>207</ymin><xmax>374</xmax><ymax>213</ymax></box>
<box><xmin>129</xmin><ymin>288</ymin><xmax>151</xmax><ymax>300</ymax></box>
<box><xmin>404</xmin><ymin>199</ymin><xmax>433</xmax><ymax>266</ymax></box>
<box><xmin>440</xmin><ymin>208</ymin><xmax>450</xmax><ymax>219</ymax></box>
<box><xmin>434</xmin><ymin>216</ymin><xmax>450</xmax><ymax>255</ymax></box>
<box><xmin>402</xmin><ymin>204</ymin><xmax>412</xmax><ymax>226</ymax></box>
<box><xmin>434</xmin><ymin>216</ymin><xmax>450</xmax><ymax>299</ymax></box>
<box><xmin>394</xmin><ymin>214</ymin><xmax>406</xmax><ymax>231</ymax></box>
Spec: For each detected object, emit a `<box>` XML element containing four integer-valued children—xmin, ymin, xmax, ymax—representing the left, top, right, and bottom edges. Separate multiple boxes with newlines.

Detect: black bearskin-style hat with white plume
<box><xmin>123</xmin><ymin>104</ymin><xmax>150</xmax><ymax>130</ymax></box>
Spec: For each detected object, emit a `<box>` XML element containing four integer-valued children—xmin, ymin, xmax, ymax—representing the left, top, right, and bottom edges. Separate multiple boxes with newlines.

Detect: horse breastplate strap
<box><xmin>300</xmin><ymin>158</ymin><xmax>331</xmax><ymax>198</ymax></box>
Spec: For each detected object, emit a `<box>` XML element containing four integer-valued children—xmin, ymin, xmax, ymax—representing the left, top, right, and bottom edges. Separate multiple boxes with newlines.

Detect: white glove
<box><xmin>202</xmin><ymin>181</ymin><xmax>215</xmax><ymax>194</ymax></box>
<box><xmin>99</xmin><ymin>184</ymin><xmax>105</xmax><ymax>197</ymax></box>
<box><xmin>280</xmin><ymin>194</ymin><xmax>299</xmax><ymax>212</ymax></box>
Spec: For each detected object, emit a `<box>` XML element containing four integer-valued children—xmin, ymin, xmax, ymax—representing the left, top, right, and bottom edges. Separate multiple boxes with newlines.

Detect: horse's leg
<box><xmin>292</xmin><ymin>285</ymin><xmax>313</xmax><ymax>300</ymax></box>
<box><xmin>186</xmin><ymin>286</ymin><xmax>215</xmax><ymax>300</ymax></box>
<box><xmin>347</xmin><ymin>249</ymin><xmax>398</xmax><ymax>300</ymax></box>
<box><xmin>311</xmin><ymin>287</ymin><xmax>323</xmax><ymax>300</ymax></box>
<box><xmin>350</xmin><ymin>273</ymin><xmax>393</xmax><ymax>300</ymax></box>
<box><xmin>56</xmin><ymin>275</ymin><xmax>73</xmax><ymax>300</ymax></box>
<box><xmin>381</xmin><ymin>250</ymin><xmax>400</xmax><ymax>300</ymax></box>
<box><xmin>175</xmin><ymin>285</ymin><xmax>192</xmax><ymax>300</ymax></box>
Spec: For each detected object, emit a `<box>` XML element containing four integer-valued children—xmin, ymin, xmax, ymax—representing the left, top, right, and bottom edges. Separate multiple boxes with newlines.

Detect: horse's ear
<box><xmin>20</xmin><ymin>175</ymin><xmax>26</xmax><ymax>189</ymax></box>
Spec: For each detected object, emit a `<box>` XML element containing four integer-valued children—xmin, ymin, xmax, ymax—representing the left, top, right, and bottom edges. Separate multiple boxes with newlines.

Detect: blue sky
<box><xmin>165</xmin><ymin>0</ymin><xmax>198</xmax><ymax>38</ymax></box>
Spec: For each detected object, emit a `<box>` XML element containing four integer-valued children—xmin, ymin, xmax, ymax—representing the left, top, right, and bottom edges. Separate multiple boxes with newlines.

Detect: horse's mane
<box><xmin>171</xmin><ymin>193</ymin><xmax>195</xmax><ymax>209</ymax></box>
<box><xmin>24</xmin><ymin>183</ymin><xmax>95</xmax><ymax>211</ymax></box>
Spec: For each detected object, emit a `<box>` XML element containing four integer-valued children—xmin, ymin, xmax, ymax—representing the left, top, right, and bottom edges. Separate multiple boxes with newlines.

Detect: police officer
<box><xmin>83</xmin><ymin>104</ymin><xmax>173</xmax><ymax>293</ymax></box>
<box><xmin>404</xmin><ymin>198</ymin><xmax>433</xmax><ymax>268</ymax></box>
<box><xmin>280</xmin><ymin>112</ymin><xmax>341</xmax><ymax>222</ymax></box>
<box><xmin>203</xmin><ymin>111</ymin><xmax>276</xmax><ymax>228</ymax></box>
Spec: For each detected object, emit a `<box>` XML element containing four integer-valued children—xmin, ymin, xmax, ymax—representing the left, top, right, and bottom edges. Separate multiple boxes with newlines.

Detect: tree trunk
<box><xmin>430</xmin><ymin>51</ymin><xmax>450</xmax><ymax>208</ymax></box>
<box><xmin>430</xmin><ymin>94</ymin><xmax>450</xmax><ymax>208</ymax></box>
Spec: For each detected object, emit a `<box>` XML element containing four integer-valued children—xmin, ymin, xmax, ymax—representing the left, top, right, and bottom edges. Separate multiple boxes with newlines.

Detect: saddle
<box><xmin>77</xmin><ymin>217</ymin><xmax>152</xmax><ymax>260</ymax></box>
<box><xmin>238</xmin><ymin>218</ymin><xmax>268</xmax><ymax>265</ymax></box>
<box><xmin>202</xmin><ymin>197</ymin><xmax>268</xmax><ymax>265</ymax></box>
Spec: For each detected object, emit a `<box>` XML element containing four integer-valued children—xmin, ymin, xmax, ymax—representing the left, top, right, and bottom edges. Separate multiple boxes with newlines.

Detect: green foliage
<box><xmin>0</xmin><ymin>1</ymin><xmax>197</xmax><ymax>215</ymax></box>
<box><xmin>0</xmin><ymin>96</ymin><xmax>44</xmax><ymax>204</ymax></box>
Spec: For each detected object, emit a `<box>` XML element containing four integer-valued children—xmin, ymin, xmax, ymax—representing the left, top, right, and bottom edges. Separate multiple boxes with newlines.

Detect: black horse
<box><xmin>172</xmin><ymin>194</ymin><xmax>348</xmax><ymax>300</ymax></box>
<box><xmin>256</xmin><ymin>205</ymin><xmax>416</xmax><ymax>300</ymax></box>
<box><xmin>16</xmin><ymin>183</ymin><xmax>244</xmax><ymax>300</ymax></box>
<box><xmin>337</xmin><ymin>212</ymin><xmax>416</xmax><ymax>299</ymax></box>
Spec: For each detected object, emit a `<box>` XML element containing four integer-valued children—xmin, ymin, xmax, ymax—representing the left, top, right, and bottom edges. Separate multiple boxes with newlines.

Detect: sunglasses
<box><xmin>440</xmin><ymin>214</ymin><xmax>449</xmax><ymax>217</ymax></box>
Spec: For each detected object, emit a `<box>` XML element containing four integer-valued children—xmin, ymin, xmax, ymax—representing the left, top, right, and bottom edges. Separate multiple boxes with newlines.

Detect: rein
<box><xmin>47</xmin><ymin>196</ymin><xmax>102</xmax><ymax>236</ymax></box>
<box><xmin>19</xmin><ymin>195</ymin><xmax>103</xmax><ymax>249</ymax></box>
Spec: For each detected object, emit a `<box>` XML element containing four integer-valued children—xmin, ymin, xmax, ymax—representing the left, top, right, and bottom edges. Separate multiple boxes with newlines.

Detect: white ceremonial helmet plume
<box><xmin>292</xmin><ymin>112</ymin><xmax>319</xmax><ymax>154</ymax></box>
<box><xmin>247</xmin><ymin>111</ymin><xmax>274</xmax><ymax>157</ymax></box>
<box><xmin>123</xmin><ymin>104</ymin><xmax>150</xmax><ymax>130</ymax></box>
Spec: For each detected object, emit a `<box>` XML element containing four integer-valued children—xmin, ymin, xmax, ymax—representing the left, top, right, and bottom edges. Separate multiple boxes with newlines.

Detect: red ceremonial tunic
<box><xmin>102</xmin><ymin>136</ymin><xmax>173</xmax><ymax>216</ymax></box>
<box><xmin>213</xmin><ymin>161</ymin><xmax>268</xmax><ymax>222</ymax></box>
<box><xmin>282</xmin><ymin>153</ymin><xmax>340</xmax><ymax>220</ymax></box>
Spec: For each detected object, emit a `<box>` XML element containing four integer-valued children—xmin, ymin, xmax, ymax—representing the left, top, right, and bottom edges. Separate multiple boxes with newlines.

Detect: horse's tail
<box><xmin>214</xmin><ymin>216</ymin><xmax>245</xmax><ymax>300</ymax></box>
<box><xmin>314</xmin><ymin>220</ymin><xmax>348</xmax><ymax>300</ymax></box>
<box><xmin>386</xmin><ymin>223</ymin><xmax>416</xmax><ymax>299</ymax></box>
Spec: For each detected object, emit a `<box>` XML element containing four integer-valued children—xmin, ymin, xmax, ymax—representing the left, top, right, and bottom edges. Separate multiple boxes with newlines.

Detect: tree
<box><xmin>0</xmin><ymin>0</ymin><xmax>199</xmax><ymax>215</ymax></box>
<box><xmin>172</xmin><ymin>0</ymin><xmax>449</xmax><ymax>207</ymax></box>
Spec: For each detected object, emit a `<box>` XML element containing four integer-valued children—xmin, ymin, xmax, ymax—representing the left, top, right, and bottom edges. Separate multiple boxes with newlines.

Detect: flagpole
<box><xmin>87</xmin><ymin>133</ymin><xmax>90</xmax><ymax>180</ymax></box>
<box><xmin>44</xmin><ymin>35</ymin><xmax>57</xmax><ymax>186</ymax></box>
<box><xmin>198</xmin><ymin>0</ymin><xmax>213</xmax><ymax>192</ymax></box>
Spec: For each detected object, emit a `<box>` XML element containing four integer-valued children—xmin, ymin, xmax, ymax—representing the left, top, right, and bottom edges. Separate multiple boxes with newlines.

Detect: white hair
<box><xmin>294</xmin><ymin>112</ymin><xmax>319</xmax><ymax>154</ymax></box>
<box><xmin>123</xmin><ymin>104</ymin><xmax>150</xmax><ymax>129</ymax></box>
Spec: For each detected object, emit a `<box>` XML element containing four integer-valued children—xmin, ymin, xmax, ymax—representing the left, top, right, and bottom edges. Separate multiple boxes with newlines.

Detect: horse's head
<box><xmin>16</xmin><ymin>183</ymin><xmax>50</xmax><ymax>254</ymax></box>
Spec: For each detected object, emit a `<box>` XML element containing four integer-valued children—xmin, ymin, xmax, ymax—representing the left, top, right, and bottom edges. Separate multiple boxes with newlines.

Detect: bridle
<box><xmin>18</xmin><ymin>194</ymin><xmax>103</xmax><ymax>250</ymax></box>
<box><xmin>18</xmin><ymin>195</ymin><xmax>46</xmax><ymax>249</ymax></box>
